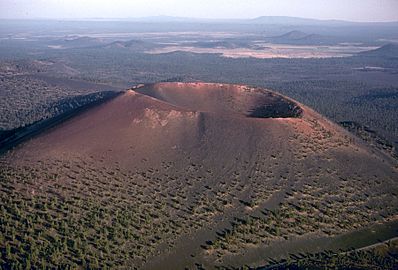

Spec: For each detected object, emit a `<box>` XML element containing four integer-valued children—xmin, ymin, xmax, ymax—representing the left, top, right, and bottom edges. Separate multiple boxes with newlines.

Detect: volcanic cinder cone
<box><xmin>1</xmin><ymin>83</ymin><xmax>397</xmax><ymax>269</ymax></box>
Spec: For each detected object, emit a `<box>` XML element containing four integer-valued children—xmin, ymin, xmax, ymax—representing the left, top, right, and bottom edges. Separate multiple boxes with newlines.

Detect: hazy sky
<box><xmin>1</xmin><ymin>0</ymin><xmax>397</xmax><ymax>22</ymax></box>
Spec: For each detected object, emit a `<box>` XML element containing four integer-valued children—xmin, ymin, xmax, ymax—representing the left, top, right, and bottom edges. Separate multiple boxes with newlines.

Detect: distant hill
<box><xmin>104</xmin><ymin>39</ymin><xmax>160</xmax><ymax>51</ymax></box>
<box><xmin>359</xmin><ymin>43</ymin><xmax>398</xmax><ymax>58</ymax></box>
<box><xmin>274</xmin><ymin>30</ymin><xmax>309</xmax><ymax>39</ymax></box>
<box><xmin>265</xmin><ymin>30</ymin><xmax>337</xmax><ymax>45</ymax></box>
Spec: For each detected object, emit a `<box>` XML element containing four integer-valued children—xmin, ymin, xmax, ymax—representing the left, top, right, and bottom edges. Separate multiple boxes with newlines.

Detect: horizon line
<box><xmin>0</xmin><ymin>15</ymin><xmax>397</xmax><ymax>24</ymax></box>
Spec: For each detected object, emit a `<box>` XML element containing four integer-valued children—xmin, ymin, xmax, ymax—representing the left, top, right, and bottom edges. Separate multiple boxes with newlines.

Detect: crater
<box><xmin>134</xmin><ymin>82</ymin><xmax>302</xmax><ymax>118</ymax></box>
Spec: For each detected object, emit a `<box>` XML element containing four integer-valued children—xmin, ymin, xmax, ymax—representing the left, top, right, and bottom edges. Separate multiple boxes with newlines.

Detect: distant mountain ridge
<box><xmin>249</xmin><ymin>16</ymin><xmax>348</xmax><ymax>25</ymax></box>
<box><xmin>128</xmin><ymin>15</ymin><xmax>398</xmax><ymax>26</ymax></box>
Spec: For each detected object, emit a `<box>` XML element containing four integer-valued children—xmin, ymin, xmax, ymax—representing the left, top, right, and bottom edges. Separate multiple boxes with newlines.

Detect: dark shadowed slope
<box><xmin>359</xmin><ymin>43</ymin><xmax>398</xmax><ymax>58</ymax></box>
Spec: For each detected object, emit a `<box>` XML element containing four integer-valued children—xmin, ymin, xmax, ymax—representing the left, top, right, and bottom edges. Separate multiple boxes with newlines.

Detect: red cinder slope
<box><xmin>1</xmin><ymin>83</ymin><xmax>397</xmax><ymax>269</ymax></box>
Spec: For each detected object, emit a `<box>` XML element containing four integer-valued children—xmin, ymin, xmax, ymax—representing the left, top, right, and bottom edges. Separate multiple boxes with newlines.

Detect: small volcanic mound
<box><xmin>2</xmin><ymin>82</ymin><xmax>398</xmax><ymax>270</ymax></box>
<box><xmin>135</xmin><ymin>82</ymin><xmax>302</xmax><ymax>118</ymax></box>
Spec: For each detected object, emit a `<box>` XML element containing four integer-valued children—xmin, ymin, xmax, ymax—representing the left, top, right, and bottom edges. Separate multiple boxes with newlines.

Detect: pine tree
<box><xmin>6</xmin><ymin>243</ymin><xmax>12</xmax><ymax>259</ymax></box>
<box><xmin>25</xmin><ymin>258</ymin><xmax>31</xmax><ymax>270</ymax></box>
